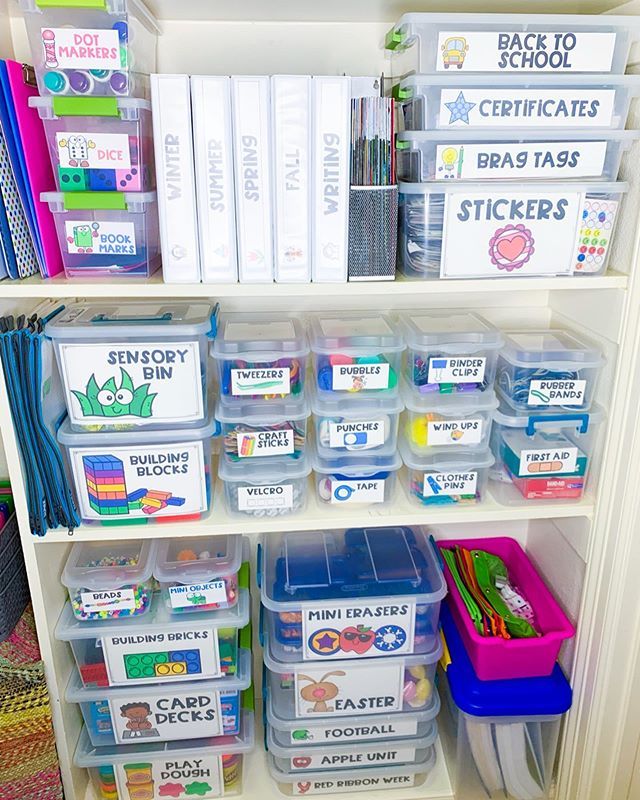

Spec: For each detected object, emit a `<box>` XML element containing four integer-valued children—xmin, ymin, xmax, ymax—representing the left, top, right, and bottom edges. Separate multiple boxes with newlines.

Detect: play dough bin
<box><xmin>31</xmin><ymin>96</ymin><xmax>154</xmax><ymax>193</ymax></box>
<box><xmin>19</xmin><ymin>0</ymin><xmax>159</xmax><ymax>98</ymax></box>
<box><xmin>62</xmin><ymin>539</ymin><xmax>158</xmax><ymax>622</ymax></box>
<box><xmin>397</xmin><ymin>181</ymin><xmax>627</xmax><ymax>279</ymax></box>
<box><xmin>490</xmin><ymin>401</ymin><xmax>604</xmax><ymax>503</ymax></box>
<box><xmin>312</xmin><ymin>450</ymin><xmax>401</xmax><ymax>508</ymax></box>
<box><xmin>46</xmin><ymin>301</ymin><xmax>216</xmax><ymax>431</ymax></box>
<box><xmin>496</xmin><ymin>330</ymin><xmax>605</xmax><ymax>412</ymax></box>
<box><xmin>259</xmin><ymin>527</ymin><xmax>447</xmax><ymax>661</ymax></box>
<box><xmin>55</xmin><ymin>588</ymin><xmax>250</xmax><ymax>689</ymax></box>
<box><xmin>308</xmin><ymin>313</ymin><xmax>405</xmax><ymax>398</ymax></box>
<box><xmin>75</xmin><ymin>711</ymin><xmax>255</xmax><ymax>800</ymax></box>
<box><xmin>211</xmin><ymin>313</ymin><xmax>308</xmax><ymax>403</ymax></box>
<box><xmin>67</xmin><ymin>648</ymin><xmax>251</xmax><ymax>746</ymax></box>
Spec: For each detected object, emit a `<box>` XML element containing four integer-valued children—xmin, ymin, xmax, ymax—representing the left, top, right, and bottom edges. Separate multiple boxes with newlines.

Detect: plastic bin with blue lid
<box><xmin>45</xmin><ymin>301</ymin><xmax>217</xmax><ymax>431</ymax></box>
<box><xmin>19</xmin><ymin>0</ymin><xmax>159</xmax><ymax>98</ymax></box>
<box><xmin>496</xmin><ymin>330</ymin><xmax>605</xmax><ymax>412</ymax></box>
<box><xmin>439</xmin><ymin>604</ymin><xmax>572</xmax><ymax>800</ymax></box>
<box><xmin>55</xmin><ymin>588</ymin><xmax>250</xmax><ymax>689</ymax></box>
<box><xmin>66</xmin><ymin>647</ymin><xmax>251</xmax><ymax>746</ymax></box>
<box><xmin>259</xmin><ymin>527</ymin><xmax>447</xmax><ymax>662</ymax></box>
<box><xmin>385</xmin><ymin>12</ymin><xmax>640</xmax><ymax>75</ymax></box>
<box><xmin>398</xmin><ymin>181</ymin><xmax>628</xmax><ymax>280</ymax></box>
<box><xmin>312</xmin><ymin>449</ymin><xmax>401</xmax><ymax>508</ymax></box>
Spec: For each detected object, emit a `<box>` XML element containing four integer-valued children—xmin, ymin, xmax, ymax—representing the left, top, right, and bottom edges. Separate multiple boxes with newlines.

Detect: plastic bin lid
<box><xmin>396</xmin><ymin>129</ymin><xmax>640</xmax><ymax>144</ymax></box>
<box><xmin>493</xmin><ymin>399</ymin><xmax>604</xmax><ymax>430</ymax></box>
<box><xmin>218</xmin><ymin>450</ymin><xmax>311</xmax><ymax>484</ymax></box>
<box><xmin>61</xmin><ymin>539</ymin><xmax>157</xmax><ymax>590</ymax></box>
<box><xmin>260</xmin><ymin>527</ymin><xmax>447</xmax><ymax>608</ymax></box>
<box><xmin>398</xmin><ymin>311</ymin><xmax>503</xmax><ymax>352</ymax></box>
<box><xmin>211</xmin><ymin>313</ymin><xmax>309</xmax><ymax>359</ymax></box>
<box><xmin>308</xmin><ymin>312</ymin><xmax>404</xmax><ymax>355</ymax></box>
<box><xmin>45</xmin><ymin>301</ymin><xmax>217</xmax><ymax>339</ymax></box>
<box><xmin>401</xmin><ymin>381</ymin><xmax>498</xmax><ymax>415</ymax></box>
<box><xmin>311</xmin><ymin>448</ymin><xmax>402</xmax><ymax>477</ymax></box>
<box><xmin>216</xmin><ymin>395</ymin><xmax>310</xmax><ymax>425</ymax></box>
<box><xmin>41</xmin><ymin>190</ymin><xmax>158</xmax><ymax>212</ymax></box>
<box><xmin>29</xmin><ymin>95</ymin><xmax>151</xmax><ymax>117</ymax></box>
<box><xmin>154</xmin><ymin>534</ymin><xmax>245</xmax><ymax>585</ymax></box>
<box><xmin>400</xmin><ymin>437</ymin><xmax>495</xmax><ymax>471</ymax></box>
<box><xmin>441</xmin><ymin>604</ymin><xmax>572</xmax><ymax>717</ymax></box>
<box><xmin>398</xmin><ymin>179</ymin><xmax>628</xmax><ymax>196</ymax></box>
<box><xmin>499</xmin><ymin>330</ymin><xmax>605</xmax><ymax>369</ymax></box>
<box><xmin>19</xmin><ymin>0</ymin><xmax>161</xmax><ymax>35</ymax></box>
<box><xmin>398</xmin><ymin>72</ymin><xmax>640</xmax><ymax>90</ymax></box>
<box><xmin>310</xmin><ymin>381</ymin><xmax>403</xmax><ymax>416</ymax></box>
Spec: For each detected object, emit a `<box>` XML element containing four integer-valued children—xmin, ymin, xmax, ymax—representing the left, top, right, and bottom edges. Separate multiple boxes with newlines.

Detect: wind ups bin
<box><xmin>46</xmin><ymin>301</ymin><xmax>216</xmax><ymax>431</ymax></box>
<box><xmin>398</xmin><ymin>181</ymin><xmax>627</xmax><ymax>279</ymax></box>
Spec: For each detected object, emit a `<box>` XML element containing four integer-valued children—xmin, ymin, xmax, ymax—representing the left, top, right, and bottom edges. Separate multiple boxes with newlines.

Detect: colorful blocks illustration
<box><xmin>88</xmin><ymin>168</ymin><xmax>117</xmax><ymax>191</ymax></box>
<box><xmin>58</xmin><ymin>166</ymin><xmax>88</xmax><ymax>191</ymax></box>
<box><xmin>116</xmin><ymin>167</ymin><xmax>142</xmax><ymax>191</ymax></box>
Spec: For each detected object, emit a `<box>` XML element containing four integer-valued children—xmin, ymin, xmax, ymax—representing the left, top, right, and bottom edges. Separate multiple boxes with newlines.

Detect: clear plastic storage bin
<box><xmin>312</xmin><ymin>450</ymin><xmax>401</xmax><ymax>507</ymax></box>
<box><xmin>398</xmin><ymin>181</ymin><xmax>628</xmax><ymax>280</ymax></box>
<box><xmin>55</xmin><ymin>589</ymin><xmax>250</xmax><ymax>689</ymax></box>
<box><xmin>75</xmin><ymin>711</ymin><xmax>255</xmax><ymax>800</ymax></box>
<box><xmin>42</xmin><ymin>190</ymin><xmax>160</xmax><ymax>278</ymax></box>
<box><xmin>67</xmin><ymin>648</ymin><xmax>251</xmax><ymax>746</ymax></box>
<box><xmin>46</xmin><ymin>301</ymin><xmax>216</xmax><ymax>431</ymax></box>
<box><xmin>31</xmin><ymin>96</ymin><xmax>154</xmax><ymax>193</ymax></box>
<box><xmin>308</xmin><ymin>313</ymin><xmax>404</xmax><ymax>397</ymax></box>
<box><xmin>19</xmin><ymin>0</ymin><xmax>159</xmax><ymax>98</ymax></box>
<box><xmin>154</xmin><ymin>535</ymin><xmax>245</xmax><ymax>614</ymax></box>
<box><xmin>259</xmin><ymin>527</ymin><xmax>447</xmax><ymax>662</ymax></box>
<box><xmin>62</xmin><ymin>539</ymin><xmax>158</xmax><ymax>622</ymax></box>
<box><xmin>211</xmin><ymin>313</ymin><xmax>308</xmax><ymax>403</ymax></box>
<box><xmin>400</xmin><ymin>439</ymin><xmax>494</xmax><ymax>506</ymax></box>
<box><xmin>57</xmin><ymin>415</ymin><xmax>215</xmax><ymax>525</ymax></box>
<box><xmin>496</xmin><ymin>330</ymin><xmax>604</xmax><ymax>411</ymax></box>
<box><xmin>490</xmin><ymin>402</ymin><xmax>604</xmax><ymax>503</ymax></box>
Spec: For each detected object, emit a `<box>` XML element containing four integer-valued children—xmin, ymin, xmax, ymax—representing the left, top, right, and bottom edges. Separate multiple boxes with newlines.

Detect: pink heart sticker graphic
<box><xmin>293</xmin><ymin>757</ymin><xmax>312</xmax><ymax>768</ymax></box>
<box><xmin>297</xmin><ymin>783</ymin><xmax>311</xmax><ymax>794</ymax></box>
<box><xmin>496</xmin><ymin>234</ymin><xmax>526</xmax><ymax>262</ymax></box>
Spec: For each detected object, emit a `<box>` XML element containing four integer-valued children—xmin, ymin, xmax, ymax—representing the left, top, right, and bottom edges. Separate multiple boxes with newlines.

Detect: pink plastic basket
<box><xmin>438</xmin><ymin>537</ymin><xmax>575</xmax><ymax>680</ymax></box>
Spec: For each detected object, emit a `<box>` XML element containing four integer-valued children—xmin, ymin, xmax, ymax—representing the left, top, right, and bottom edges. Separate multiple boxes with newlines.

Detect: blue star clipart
<box><xmin>445</xmin><ymin>91</ymin><xmax>476</xmax><ymax>124</ymax></box>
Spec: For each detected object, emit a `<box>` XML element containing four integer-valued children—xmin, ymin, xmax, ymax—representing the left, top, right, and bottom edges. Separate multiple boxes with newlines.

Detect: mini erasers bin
<box><xmin>438</xmin><ymin>537</ymin><xmax>575</xmax><ymax>680</ymax></box>
<box><xmin>75</xmin><ymin>711</ymin><xmax>255</xmax><ymax>800</ymax></box>
<box><xmin>67</xmin><ymin>648</ymin><xmax>251</xmax><ymax>746</ymax></box>
<box><xmin>312</xmin><ymin>449</ymin><xmax>402</xmax><ymax>508</ymax></box>
<box><xmin>45</xmin><ymin>301</ymin><xmax>216</xmax><ymax>431</ymax></box>
<box><xmin>259</xmin><ymin>527</ymin><xmax>447</xmax><ymax>662</ymax></box>
<box><xmin>496</xmin><ymin>330</ymin><xmax>605</xmax><ymax>412</ymax></box>
<box><xmin>62</xmin><ymin>539</ymin><xmax>158</xmax><ymax>622</ymax></box>
<box><xmin>19</xmin><ymin>0</ymin><xmax>160</xmax><ymax>98</ymax></box>
<box><xmin>211</xmin><ymin>313</ymin><xmax>309</xmax><ymax>403</ymax></box>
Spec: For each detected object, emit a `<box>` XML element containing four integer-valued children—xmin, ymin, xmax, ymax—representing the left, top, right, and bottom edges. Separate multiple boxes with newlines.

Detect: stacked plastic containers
<box><xmin>212</xmin><ymin>313</ymin><xmax>311</xmax><ymax>518</ymax></box>
<box><xmin>260</xmin><ymin>526</ymin><xmax>447</xmax><ymax>795</ymax></box>
<box><xmin>19</xmin><ymin>0</ymin><xmax>161</xmax><ymax>278</ymax></box>
<box><xmin>397</xmin><ymin>311</ymin><xmax>502</xmax><ymax>507</ymax></box>
<box><xmin>56</xmin><ymin>535</ymin><xmax>255</xmax><ymax>800</ymax></box>
<box><xmin>385</xmin><ymin>13</ymin><xmax>640</xmax><ymax>280</ymax></box>
<box><xmin>45</xmin><ymin>301</ymin><xmax>218</xmax><ymax>525</ymax></box>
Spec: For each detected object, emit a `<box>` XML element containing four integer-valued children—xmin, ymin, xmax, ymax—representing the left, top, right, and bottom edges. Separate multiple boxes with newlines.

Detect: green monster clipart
<box><xmin>72</xmin><ymin>369</ymin><xmax>157</xmax><ymax>418</ymax></box>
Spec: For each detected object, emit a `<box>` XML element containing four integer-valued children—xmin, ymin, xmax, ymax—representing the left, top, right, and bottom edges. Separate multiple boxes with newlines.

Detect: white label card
<box><xmin>237</xmin><ymin>483</ymin><xmax>293</xmax><ymax>510</ymax></box>
<box><xmin>169</xmin><ymin>581</ymin><xmax>228</xmax><ymax>610</ymax></box>
<box><xmin>64</xmin><ymin>221</ymin><xmax>136</xmax><ymax>256</ymax></box>
<box><xmin>329</xmin><ymin>479</ymin><xmax>385</xmax><ymax>504</ymax></box>
<box><xmin>56</xmin><ymin>132</ymin><xmax>131</xmax><ymax>170</ymax></box>
<box><xmin>289</xmin><ymin>718</ymin><xmax>419</xmax><ymax>745</ymax></box>
<box><xmin>290</xmin><ymin>745</ymin><xmax>417</xmax><ymax>770</ymax></box>
<box><xmin>114</xmin><ymin>755</ymin><xmax>223</xmax><ymax>800</ymax></box>
<box><xmin>528</xmin><ymin>379</ymin><xmax>587</xmax><ymax>406</ymax></box>
<box><xmin>328</xmin><ymin>420</ymin><xmax>385</xmax><ymax>450</ymax></box>
<box><xmin>41</xmin><ymin>27</ymin><xmax>123</xmax><ymax>71</ymax></box>
<box><xmin>231</xmin><ymin>367</ymin><xmax>290</xmax><ymax>396</ymax></box>
<box><xmin>519</xmin><ymin>446</ymin><xmax>578</xmax><ymax>476</ymax></box>
<box><xmin>80</xmin><ymin>589</ymin><xmax>136</xmax><ymax>614</ymax></box>
<box><xmin>427</xmin><ymin>417</ymin><xmax>483</xmax><ymax>446</ymax></box>
<box><xmin>332</xmin><ymin>364</ymin><xmax>390</xmax><ymax>391</ymax></box>
<box><xmin>423</xmin><ymin>471</ymin><xmax>478</xmax><ymax>498</ymax></box>
<box><xmin>427</xmin><ymin>356</ymin><xmax>486</xmax><ymax>384</ymax></box>
<box><xmin>291</xmin><ymin>774</ymin><xmax>416</xmax><ymax>794</ymax></box>
<box><xmin>236</xmin><ymin>429</ymin><xmax>294</xmax><ymax>457</ymax></box>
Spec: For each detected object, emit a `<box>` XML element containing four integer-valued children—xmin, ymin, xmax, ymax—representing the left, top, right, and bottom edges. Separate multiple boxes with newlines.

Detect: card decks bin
<box><xmin>347</xmin><ymin>186</ymin><xmax>398</xmax><ymax>281</ymax></box>
<box><xmin>0</xmin><ymin>515</ymin><xmax>30</xmax><ymax>642</ymax></box>
<box><xmin>438</xmin><ymin>537</ymin><xmax>575</xmax><ymax>680</ymax></box>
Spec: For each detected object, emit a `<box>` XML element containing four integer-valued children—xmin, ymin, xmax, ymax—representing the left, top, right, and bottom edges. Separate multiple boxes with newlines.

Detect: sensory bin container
<box><xmin>216</xmin><ymin>397</ymin><xmax>309</xmax><ymax>462</ymax></box>
<box><xmin>62</xmin><ymin>539</ymin><xmax>158</xmax><ymax>622</ymax></box>
<box><xmin>55</xmin><ymin>588</ymin><xmax>250</xmax><ymax>689</ymax></box>
<box><xmin>400</xmin><ymin>439</ymin><xmax>494</xmax><ymax>507</ymax></box>
<box><xmin>260</xmin><ymin>527</ymin><xmax>447</xmax><ymax>662</ymax></box>
<box><xmin>397</xmin><ymin>181</ymin><xmax>628</xmax><ymax>279</ymax></box>
<box><xmin>218</xmin><ymin>453</ymin><xmax>310</xmax><ymax>518</ymax></box>
<box><xmin>312</xmin><ymin>450</ymin><xmax>401</xmax><ymax>507</ymax></box>
<box><xmin>154</xmin><ymin>535</ymin><xmax>245</xmax><ymax>614</ymax></box>
<box><xmin>439</xmin><ymin>604</ymin><xmax>572</xmax><ymax>800</ymax></box>
<box><xmin>211</xmin><ymin>313</ymin><xmax>308</xmax><ymax>403</ymax></box>
<box><xmin>490</xmin><ymin>401</ymin><xmax>604</xmax><ymax>503</ymax></box>
<box><xmin>31</xmin><ymin>96</ymin><xmax>154</xmax><ymax>193</ymax></box>
<box><xmin>67</xmin><ymin>648</ymin><xmax>251</xmax><ymax>746</ymax></box>
<box><xmin>46</xmin><ymin>301</ymin><xmax>216</xmax><ymax>432</ymax></box>
<box><xmin>75</xmin><ymin>711</ymin><xmax>255</xmax><ymax>800</ymax></box>
<box><xmin>496</xmin><ymin>330</ymin><xmax>604</xmax><ymax>412</ymax></box>
<box><xmin>19</xmin><ymin>0</ymin><xmax>159</xmax><ymax>98</ymax></box>
<box><xmin>438</xmin><ymin>538</ymin><xmax>575</xmax><ymax>680</ymax></box>
<box><xmin>308</xmin><ymin>313</ymin><xmax>404</xmax><ymax>397</ymax></box>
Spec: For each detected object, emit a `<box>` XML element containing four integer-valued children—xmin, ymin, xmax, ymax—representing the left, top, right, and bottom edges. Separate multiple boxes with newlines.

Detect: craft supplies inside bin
<box><xmin>311</xmin><ymin>450</ymin><xmax>401</xmax><ymax>507</ymax></box>
<box><xmin>62</xmin><ymin>539</ymin><xmax>158</xmax><ymax>621</ymax></box>
<box><xmin>259</xmin><ymin>527</ymin><xmax>447</xmax><ymax>662</ymax></box>
<box><xmin>31</xmin><ymin>96</ymin><xmax>155</xmax><ymax>193</ymax></box>
<box><xmin>398</xmin><ymin>181</ymin><xmax>628</xmax><ymax>280</ymax></box>
<box><xmin>46</xmin><ymin>301</ymin><xmax>216</xmax><ymax>431</ymax></box>
<box><xmin>42</xmin><ymin>190</ymin><xmax>161</xmax><ymax>278</ymax></box>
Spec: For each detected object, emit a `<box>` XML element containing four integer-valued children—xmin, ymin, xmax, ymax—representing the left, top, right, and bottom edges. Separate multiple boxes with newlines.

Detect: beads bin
<box><xmin>312</xmin><ymin>450</ymin><xmax>401</xmax><ymax>507</ymax></box>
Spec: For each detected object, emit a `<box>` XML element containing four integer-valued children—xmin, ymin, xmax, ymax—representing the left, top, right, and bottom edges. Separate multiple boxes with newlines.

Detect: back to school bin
<box><xmin>398</xmin><ymin>181</ymin><xmax>627</xmax><ymax>280</ymax></box>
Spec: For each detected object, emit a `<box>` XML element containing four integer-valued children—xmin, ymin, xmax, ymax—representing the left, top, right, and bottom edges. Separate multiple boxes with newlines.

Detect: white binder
<box><xmin>231</xmin><ymin>76</ymin><xmax>274</xmax><ymax>283</ymax></box>
<box><xmin>191</xmin><ymin>75</ymin><xmax>238</xmax><ymax>283</ymax></box>
<box><xmin>150</xmin><ymin>74</ymin><xmax>201</xmax><ymax>283</ymax></box>
<box><xmin>271</xmin><ymin>75</ymin><xmax>312</xmax><ymax>283</ymax></box>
